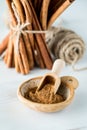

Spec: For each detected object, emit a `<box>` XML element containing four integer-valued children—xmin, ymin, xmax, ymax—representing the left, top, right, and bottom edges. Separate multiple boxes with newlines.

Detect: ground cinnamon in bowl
<box><xmin>25</xmin><ymin>84</ymin><xmax>64</xmax><ymax>104</ymax></box>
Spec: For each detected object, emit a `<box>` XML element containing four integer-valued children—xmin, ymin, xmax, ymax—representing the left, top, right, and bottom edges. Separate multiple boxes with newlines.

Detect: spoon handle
<box><xmin>51</xmin><ymin>59</ymin><xmax>65</xmax><ymax>75</ymax></box>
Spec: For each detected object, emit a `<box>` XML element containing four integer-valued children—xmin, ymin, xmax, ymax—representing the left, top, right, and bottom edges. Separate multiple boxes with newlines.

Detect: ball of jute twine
<box><xmin>46</xmin><ymin>27</ymin><xmax>86</xmax><ymax>71</ymax></box>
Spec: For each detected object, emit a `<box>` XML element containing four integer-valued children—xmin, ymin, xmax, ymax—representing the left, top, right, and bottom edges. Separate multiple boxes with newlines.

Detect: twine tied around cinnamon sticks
<box><xmin>10</xmin><ymin>2</ymin><xmax>47</xmax><ymax>53</ymax></box>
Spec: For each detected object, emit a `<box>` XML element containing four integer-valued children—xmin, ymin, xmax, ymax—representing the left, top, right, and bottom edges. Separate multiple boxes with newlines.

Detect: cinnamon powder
<box><xmin>25</xmin><ymin>84</ymin><xmax>64</xmax><ymax>104</ymax></box>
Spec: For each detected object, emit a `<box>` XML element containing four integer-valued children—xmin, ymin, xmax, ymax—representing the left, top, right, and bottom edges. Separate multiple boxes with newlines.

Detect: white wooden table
<box><xmin>0</xmin><ymin>0</ymin><xmax>87</xmax><ymax>130</ymax></box>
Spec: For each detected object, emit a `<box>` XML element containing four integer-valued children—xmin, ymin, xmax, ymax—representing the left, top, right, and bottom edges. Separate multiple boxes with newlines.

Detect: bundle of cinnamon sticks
<box><xmin>0</xmin><ymin>0</ymin><xmax>75</xmax><ymax>74</ymax></box>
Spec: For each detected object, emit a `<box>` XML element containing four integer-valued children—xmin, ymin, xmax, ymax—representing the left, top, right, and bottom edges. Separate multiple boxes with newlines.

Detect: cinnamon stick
<box><xmin>6</xmin><ymin>38</ymin><xmax>13</xmax><ymax>68</ymax></box>
<box><xmin>48</xmin><ymin>0</ymin><xmax>75</xmax><ymax>28</ymax></box>
<box><xmin>12</xmin><ymin>0</ymin><xmax>24</xmax><ymax>22</ymax></box>
<box><xmin>6</xmin><ymin>0</ymin><xmax>17</xmax><ymax>26</ymax></box>
<box><xmin>48</xmin><ymin>0</ymin><xmax>66</xmax><ymax>19</ymax></box>
<box><xmin>14</xmin><ymin>54</ymin><xmax>20</xmax><ymax>73</ymax></box>
<box><xmin>40</xmin><ymin>0</ymin><xmax>50</xmax><ymax>30</ymax></box>
<box><xmin>0</xmin><ymin>33</ymin><xmax>10</xmax><ymax>55</ymax></box>
<box><xmin>17</xmin><ymin>53</ymin><xmax>25</xmax><ymax>74</ymax></box>
<box><xmin>13</xmin><ymin>36</ymin><xmax>20</xmax><ymax>73</ymax></box>
<box><xmin>34</xmin><ymin>37</ymin><xmax>45</xmax><ymax>68</ymax></box>
<box><xmin>3</xmin><ymin>49</ymin><xmax>8</xmax><ymax>64</ymax></box>
<box><xmin>18</xmin><ymin>37</ymin><xmax>30</xmax><ymax>74</ymax></box>
<box><xmin>32</xmin><ymin>0</ymin><xmax>42</xmax><ymax>18</ymax></box>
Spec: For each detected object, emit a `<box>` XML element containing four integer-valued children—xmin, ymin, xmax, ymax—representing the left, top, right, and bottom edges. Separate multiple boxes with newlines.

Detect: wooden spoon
<box><xmin>36</xmin><ymin>59</ymin><xmax>65</xmax><ymax>94</ymax></box>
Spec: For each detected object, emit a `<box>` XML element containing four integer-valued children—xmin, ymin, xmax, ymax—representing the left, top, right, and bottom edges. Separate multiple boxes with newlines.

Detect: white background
<box><xmin>0</xmin><ymin>0</ymin><xmax>87</xmax><ymax>130</ymax></box>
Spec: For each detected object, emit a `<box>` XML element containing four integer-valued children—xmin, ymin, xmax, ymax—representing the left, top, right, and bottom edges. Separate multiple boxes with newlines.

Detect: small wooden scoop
<box><xmin>37</xmin><ymin>59</ymin><xmax>65</xmax><ymax>94</ymax></box>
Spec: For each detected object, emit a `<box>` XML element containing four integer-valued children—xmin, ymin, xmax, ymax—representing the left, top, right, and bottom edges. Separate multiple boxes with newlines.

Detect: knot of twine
<box><xmin>46</xmin><ymin>27</ymin><xmax>86</xmax><ymax>71</ymax></box>
<box><xmin>10</xmin><ymin>2</ymin><xmax>47</xmax><ymax>53</ymax></box>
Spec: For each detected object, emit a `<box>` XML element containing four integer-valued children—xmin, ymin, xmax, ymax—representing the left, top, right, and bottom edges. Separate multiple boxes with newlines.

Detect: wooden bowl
<box><xmin>17</xmin><ymin>76</ymin><xmax>78</xmax><ymax>112</ymax></box>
